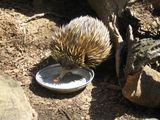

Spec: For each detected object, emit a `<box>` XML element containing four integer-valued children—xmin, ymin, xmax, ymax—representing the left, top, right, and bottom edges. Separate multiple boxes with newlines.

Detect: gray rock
<box><xmin>0</xmin><ymin>72</ymin><xmax>37</xmax><ymax>120</ymax></box>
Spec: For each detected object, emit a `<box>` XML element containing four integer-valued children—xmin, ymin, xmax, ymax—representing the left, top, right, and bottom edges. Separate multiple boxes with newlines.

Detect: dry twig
<box><xmin>21</xmin><ymin>12</ymin><xmax>69</xmax><ymax>24</ymax></box>
<box><xmin>58</xmin><ymin>108</ymin><xmax>72</xmax><ymax>120</ymax></box>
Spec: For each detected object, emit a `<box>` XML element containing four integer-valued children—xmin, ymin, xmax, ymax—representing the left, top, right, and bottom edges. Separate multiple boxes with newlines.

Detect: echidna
<box><xmin>50</xmin><ymin>16</ymin><xmax>112</xmax><ymax>81</ymax></box>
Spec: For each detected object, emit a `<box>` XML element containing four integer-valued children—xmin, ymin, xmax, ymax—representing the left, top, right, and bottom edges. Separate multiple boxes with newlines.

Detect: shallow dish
<box><xmin>35</xmin><ymin>64</ymin><xmax>94</xmax><ymax>93</ymax></box>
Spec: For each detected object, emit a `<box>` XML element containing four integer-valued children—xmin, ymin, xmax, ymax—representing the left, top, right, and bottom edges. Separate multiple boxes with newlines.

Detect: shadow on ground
<box><xmin>90</xmin><ymin>59</ymin><xmax>160</xmax><ymax>120</ymax></box>
<box><xmin>29</xmin><ymin>56</ymin><xmax>85</xmax><ymax>99</ymax></box>
<box><xmin>30</xmin><ymin>56</ymin><xmax>160</xmax><ymax>119</ymax></box>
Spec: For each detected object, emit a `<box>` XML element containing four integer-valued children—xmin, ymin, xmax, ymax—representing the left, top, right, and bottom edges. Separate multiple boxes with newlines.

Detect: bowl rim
<box><xmin>35</xmin><ymin>64</ymin><xmax>95</xmax><ymax>91</ymax></box>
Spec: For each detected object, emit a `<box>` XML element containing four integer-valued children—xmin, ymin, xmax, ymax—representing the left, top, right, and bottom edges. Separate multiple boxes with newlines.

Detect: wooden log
<box><xmin>0</xmin><ymin>72</ymin><xmax>37</xmax><ymax>120</ymax></box>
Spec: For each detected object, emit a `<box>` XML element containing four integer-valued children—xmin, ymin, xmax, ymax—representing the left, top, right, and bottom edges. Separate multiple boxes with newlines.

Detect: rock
<box><xmin>122</xmin><ymin>65</ymin><xmax>160</xmax><ymax>108</ymax></box>
<box><xmin>0</xmin><ymin>72</ymin><xmax>37</xmax><ymax>120</ymax></box>
<box><xmin>87</xmin><ymin>0</ymin><xmax>130</xmax><ymax>25</ymax></box>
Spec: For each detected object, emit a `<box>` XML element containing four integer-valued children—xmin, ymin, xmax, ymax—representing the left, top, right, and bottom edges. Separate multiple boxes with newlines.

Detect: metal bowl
<box><xmin>35</xmin><ymin>64</ymin><xmax>94</xmax><ymax>93</ymax></box>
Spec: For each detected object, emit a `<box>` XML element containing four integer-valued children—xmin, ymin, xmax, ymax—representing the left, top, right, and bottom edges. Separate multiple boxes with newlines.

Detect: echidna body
<box><xmin>50</xmin><ymin>16</ymin><xmax>112</xmax><ymax>79</ymax></box>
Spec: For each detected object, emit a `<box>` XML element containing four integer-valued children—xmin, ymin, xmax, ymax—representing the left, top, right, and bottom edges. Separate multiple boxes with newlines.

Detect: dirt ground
<box><xmin>0</xmin><ymin>0</ymin><xmax>160</xmax><ymax>120</ymax></box>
